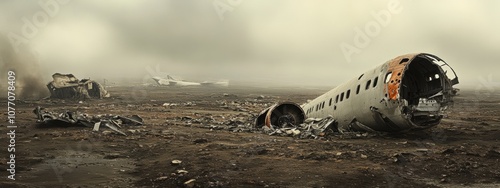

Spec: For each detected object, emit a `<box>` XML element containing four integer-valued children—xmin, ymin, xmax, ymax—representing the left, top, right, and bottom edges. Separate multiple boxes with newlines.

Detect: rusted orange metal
<box><xmin>385</xmin><ymin>54</ymin><xmax>417</xmax><ymax>100</ymax></box>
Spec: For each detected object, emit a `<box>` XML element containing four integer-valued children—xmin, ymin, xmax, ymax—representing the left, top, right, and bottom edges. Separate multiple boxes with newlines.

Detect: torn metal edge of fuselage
<box><xmin>383</xmin><ymin>53</ymin><xmax>459</xmax><ymax>130</ymax></box>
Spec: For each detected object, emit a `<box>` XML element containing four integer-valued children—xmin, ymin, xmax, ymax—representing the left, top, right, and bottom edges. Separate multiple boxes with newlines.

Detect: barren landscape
<box><xmin>1</xmin><ymin>85</ymin><xmax>499</xmax><ymax>188</ymax></box>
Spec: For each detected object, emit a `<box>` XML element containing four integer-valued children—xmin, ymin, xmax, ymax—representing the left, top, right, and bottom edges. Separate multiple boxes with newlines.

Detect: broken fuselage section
<box><xmin>152</xmin><ymin>75</ymin><xmax>229</xmax><ymax>87</ymax></box>
<box><xmin>256</xmin><ymin>53</ymin><xmax>459</xmax><ymax>133</ymax></box>
<box><xmin>47</xmin><ymin>73</ymin><xmax>110</xmax><ymax>99</ymax></box>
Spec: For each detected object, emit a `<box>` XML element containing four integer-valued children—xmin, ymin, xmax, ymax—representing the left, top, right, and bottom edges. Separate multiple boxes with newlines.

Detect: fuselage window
<box><xmin>384</xmin><ymin>72</ymin><xmax>393</xmax><ymax>83</ymax></box>
<box><xmin>340</xmin><ymin>92</ymin><xmax>344</xmax><ymax>101</ymax></box>
<box><xmin>346</xmin><ymin>90</ymin><xmax>351</xmax><ymax>99</ymax></box>
<box><xmin>329</xmin><ymin>98</ymin><xmax>332</xmax><ymax>106</ymax></box>
<box><xmin>373</xmin><ymin>76</ymin><xmax>379</xmax><ymax>87</ymax></box>
<box><xmin>336</xmin><ymin>95</ymin><xmax>339</xmax><ymax>103</ymax></box>
<box><xmin>322</xmin><ymin>101</ymin><xmax>325</xmax><ymax>109</ymax></box>
<box><xmin>356</xmin><ymin>85</ymin><xmax>361</xmax><ymax>94</ymax></box>
<box><xmin>366</xmin><ymin>80</ymin><xmax>372</xmax><ymax>90</ymax></box>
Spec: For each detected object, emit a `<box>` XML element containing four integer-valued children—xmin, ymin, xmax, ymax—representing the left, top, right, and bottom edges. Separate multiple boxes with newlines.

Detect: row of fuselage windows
<box><xmin>305</xmin><ymin>76</ymin><xmax>380</xmax><ymax>115</ymax></box>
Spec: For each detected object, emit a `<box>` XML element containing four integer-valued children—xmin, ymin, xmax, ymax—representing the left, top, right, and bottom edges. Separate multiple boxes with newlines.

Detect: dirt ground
<box><xmin>1</xmin><ymin>85</ymin><xmax>499</xmax><ymax>188</ymax></box>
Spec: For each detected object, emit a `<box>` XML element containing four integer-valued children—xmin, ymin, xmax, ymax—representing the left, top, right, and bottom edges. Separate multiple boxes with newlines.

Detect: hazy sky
<box><xmin>1</xmin><ymin>0</ymin><xmax>499</xmax><ymax>88</ymax></box>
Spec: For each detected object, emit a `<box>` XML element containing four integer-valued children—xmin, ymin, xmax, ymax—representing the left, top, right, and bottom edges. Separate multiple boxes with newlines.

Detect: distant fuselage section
<box><xmin>152</xmin><ymin>75</ymin><xmax>229</xmax><ymax>87</ymax></box>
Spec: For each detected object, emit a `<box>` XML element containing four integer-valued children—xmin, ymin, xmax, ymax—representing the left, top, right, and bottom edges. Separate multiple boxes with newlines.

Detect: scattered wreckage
<box><xmin>33</xmin><ymin>106</ymin><xmax>143</xmax><ymax>136</ymax></box>
<box><xmin>35</xmin><ymin>53</ymin><xmax>459</xmax><ymax>139</ymax></box>
<box><xmin>47</xmin><ymin>73</ymin><xmax>110</xmax><ymax>99</ymax></box>
<box><xmin>266</xmin><ymin>116</ymin><xmax>337</xmax><ymax>139</ymax></box>
<box><xmin>256</xmin><ymin>53</ymin><xmax>460</xmax><ymax>136</ymax></box>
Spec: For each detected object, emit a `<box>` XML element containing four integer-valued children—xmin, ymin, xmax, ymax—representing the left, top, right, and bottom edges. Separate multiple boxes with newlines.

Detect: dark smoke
<box><xmin>0</xmin><ymin>34</ymin><xmax>50</xmax><ymax>99</ymax></box>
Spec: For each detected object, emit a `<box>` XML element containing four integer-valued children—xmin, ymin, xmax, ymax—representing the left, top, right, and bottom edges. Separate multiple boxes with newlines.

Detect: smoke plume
<box><xmin>0</xmin><ymin>34</ymin><xmax>50</xmax><ymax>99</ymax></box>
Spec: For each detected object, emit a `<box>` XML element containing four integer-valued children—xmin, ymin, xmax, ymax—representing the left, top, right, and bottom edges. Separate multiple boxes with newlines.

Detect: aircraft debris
<box><xmin>188</xmin><ymin>111</ymin><xmax>337</xmax><ymax>139</ymax></box>
<box><xmin>33</xmin><ymin>106</ymin><xmax>143</xmax><ymax>136</ymax></box>
<box><xmin>171</xmin><ymin>160</ymin><xmax>182</xmax><ymax>165</ymax></box>
<box><xmin>416</xmin><ymin>149</ymin><xmax>430</xmax><ymax>152</ymax></box>
<box><xmin>176</xmin><ymin>169</ymin><xmax>189</xmax><ymax>174</ymax></box>
<box><xmin>162</xmin><ymin>103</ymin><xmax>179</xmax><ymax>107</ymax></box>
<box><xmin>223</xmin><ymin>93</ymin><xmax>237</xmax><ymax>97</ymax></box>
<box><xmin>184</xmin><ymin>179</ymin><xmax>196</xmax><ymax>188</ymax></box>
<box><xmin>256</xmin><ymin>53</ymin><xmax>460</xmax><ymax>133</ymax></box>
<box><xmin>155</xmin><ymin>176</ymin><xmax>169</xmax><ymax>181</ymax></box>
<box><xmin>152</xmin><ymin>75</ymin><xmax>229</xmax><ymax>87</ymax></box>
<box><xmin>46</xmin><ymin>73</ymin><xmax>110</xmax><ymax>99</ymax></box>
<box><xmin>266</xmin><ymin>116</ymin><xmax>337</xmax><ymax>139</ymax></box>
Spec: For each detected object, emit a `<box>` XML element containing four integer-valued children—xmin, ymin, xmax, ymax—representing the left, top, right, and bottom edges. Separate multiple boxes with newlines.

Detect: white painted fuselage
<box><xmin>301</xmin><ymin>53</ymin><xmax>459</xmax><ymax>132</ymax></box>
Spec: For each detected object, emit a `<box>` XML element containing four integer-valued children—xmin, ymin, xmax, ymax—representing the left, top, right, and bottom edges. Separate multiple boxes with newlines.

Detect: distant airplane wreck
<box><xmin>152</xmin><ymin>75</ymin><xmax>229</xmax><ymax>87</ymax></box>
<box><xmin>47</xmin><ymin>73</ymin><xmax>110</xmax><ymax>99</ymax></box>
<box><xmin>256</xmin><ymin>53</ymin><xmax>459</xmax><ymax>133</ymax></box>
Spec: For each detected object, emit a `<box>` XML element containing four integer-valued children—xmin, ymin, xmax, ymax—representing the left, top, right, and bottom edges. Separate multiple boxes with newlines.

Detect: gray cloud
<box><xmin>1</xmin><ymin>0</ymin><xmax>498</xmax><ymax>89</ymax></box>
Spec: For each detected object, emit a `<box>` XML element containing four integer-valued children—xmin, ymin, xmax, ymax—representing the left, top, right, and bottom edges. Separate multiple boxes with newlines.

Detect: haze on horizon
<box><xmin>1</xmin><ymin>0</ymin><xmax>499</xmax><ymax>89</ymax></box>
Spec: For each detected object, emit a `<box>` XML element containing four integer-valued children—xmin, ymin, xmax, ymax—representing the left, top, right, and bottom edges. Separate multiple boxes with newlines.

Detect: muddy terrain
<box><xmin>1</xmin><ymin>85</ymin><xmax>499</xmax><ymax>188</ymax></box>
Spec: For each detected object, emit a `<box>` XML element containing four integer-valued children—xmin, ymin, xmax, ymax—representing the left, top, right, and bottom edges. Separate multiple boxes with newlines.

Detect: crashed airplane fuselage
<box><xmin>152</xmin><ymin>75</ymin><xmax>229</xmax><ymax>87</ymax></box>
<box><xmin>256</xmin><ymin>53</ymin><xmax>459</xmax><ymax>133</ymax></box>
